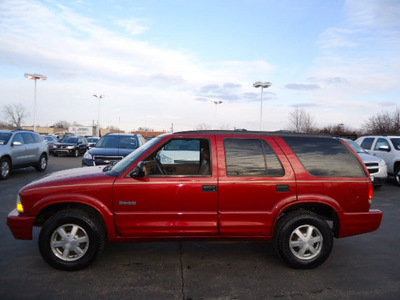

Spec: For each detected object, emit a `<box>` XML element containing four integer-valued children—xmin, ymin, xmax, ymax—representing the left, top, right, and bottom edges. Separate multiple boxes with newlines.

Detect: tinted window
<box><xmin>360</xmin><ymin>138</ymin><xmax>374</xmax><ymax>150</ymax></box>
<box><xmin>13</xmin><ymin>133</ymin><xmax>24</xmax><ymax>144</ymax></box>
<box><xmin>0</xmin><ymin>133</ymin><xmax>11</xmax><ymax>145</ymax></box>
<box><xmin>224</xmin><ymin>138</ymin><xmax>284</xmax><ymax>177</ymax></box>
<box><xmin>63</xmin><ymin>137</ymin><xmax>78</xmax><ymax>143</ymax></box>
<box><xmin>374</xmin><ymin>138</ymin><xmax>390</xmax><ymax>151</ymax></box>
<box><xmin>282</xmin><ymin>136</ymin><xmax>365</xmax><ymax>178</ymax></box>
<box><xmin>391</xmin><ymin>138</ymin><xmax>400</xmax><ymax>150</ymax></box>
<box><xmin>22</xmin><ymin>133</ymin><xmax>35</xmax><ymax>144</ymax></box>
<box><xmin>96</xmin><ymin>135</ymin><xmax>138</xmax><ymax>149</ymax></box>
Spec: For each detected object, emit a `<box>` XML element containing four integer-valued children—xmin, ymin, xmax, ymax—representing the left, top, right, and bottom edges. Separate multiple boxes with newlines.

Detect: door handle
<box><xmin>203</xmin><ymin>185</ymin><xmax>217</xmax><ymax>192</ymax></box>
<box><xmin>276</xmin><ymin>185</ymin><xmax>290</xmax><ymax>192</ymax></box>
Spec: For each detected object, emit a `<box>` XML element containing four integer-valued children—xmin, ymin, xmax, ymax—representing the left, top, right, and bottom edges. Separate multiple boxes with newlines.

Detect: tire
<box><xmin>394</xmin><ymin>165</ymin><xmax>400</xmax><ymax>186</ymax></box>
<box><xmin>74</xmin><ymin>149</ymin><xmax>79</xmax><ymax>157</ymax></box>
<box><xmin>274</xmin><ymin>211</ymin><xmax>333</xmax><ymax>269</ymax></box>
<box><xmin>35</xmin><ymin>154</ymin><xmax>48</xmax><ymax>172</ymax></box>
<box><xmin>0</xmin><ymin>157</ymin><xmax>11</xmax><ymax>180</ymax></box>
<box><xmin>39</xmin><ymin>210</ymin><xmax>106</xmax><ymax>271</ymax></box>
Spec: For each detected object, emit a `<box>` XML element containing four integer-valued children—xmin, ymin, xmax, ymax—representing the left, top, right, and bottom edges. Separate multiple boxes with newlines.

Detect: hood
<box><xmin>88</xmin><ymin>147</ymin><xmax>134</xmax><ymax>157</ymax></box>
<box><xmin>22</xmin><ymin>166</ymin><xmax>112</xmax><ymax>191</ymax></box>
<box><xmin>358</xmin><ymin>152</ymin><xmax>383</xmax><ymax>164</ymax></box>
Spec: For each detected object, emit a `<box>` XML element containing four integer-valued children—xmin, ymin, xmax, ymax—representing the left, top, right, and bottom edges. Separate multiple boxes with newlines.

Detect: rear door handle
<box><xmin>203</xmin><ymin>185</ymin><xmax>217</xmax><ymax>192</ymax></box>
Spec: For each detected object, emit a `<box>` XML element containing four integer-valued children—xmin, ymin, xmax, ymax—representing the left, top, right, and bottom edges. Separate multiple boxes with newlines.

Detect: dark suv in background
<box><xmin>53</xmin><ymin>136</ymin><xmax>88</xmax><ymax>157</ymax></box>
<box><xmin>82</xmin><ymin>133</ymin><xmax>146</xmax><ymax>166</ymax></box>
<box><xmin>0</xmin><ymin>129</ymin><xmax>49</xmax><ymax>180</ymax></box>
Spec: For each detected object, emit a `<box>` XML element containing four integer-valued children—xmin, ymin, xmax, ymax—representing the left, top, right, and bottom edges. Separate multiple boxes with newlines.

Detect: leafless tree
<box><xmin>288</xmin><ymin>107</ymin><xmax>316</xmax><ymax>133</ymax></box>
<box><xmin>195</xmin><ymin>123</ymin><xmax>212</xmax><ymax>130</ymax></box>
<box><xmin>362</xmin><ymin>108</ymin><xmax>400</xmax><ymax>135</ymax></box>
<box><xmin>53</xmin><ymin>120</ymin><xmax>71</xmax><ymax>128</ymax></box>
<box><xmin>2</xmin><ymin>104</ymin><xmax>28</xmax><ymax>128</ymax></box>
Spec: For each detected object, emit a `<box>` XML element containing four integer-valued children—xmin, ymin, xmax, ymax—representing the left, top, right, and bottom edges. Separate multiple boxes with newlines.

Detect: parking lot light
<box><xmin>93</xmin><ymin>94</ymin><xmax>105</xmax><ymax>137</ymax></box>
<box><xmin>24</xmin><ymin>73</ymin><xmax>47</xmax><ymax>132</ymax></box>
<box><xmin>253</xmin><ymin>81</ymin><xmax>271</xmax><ymax>130</ymax></box>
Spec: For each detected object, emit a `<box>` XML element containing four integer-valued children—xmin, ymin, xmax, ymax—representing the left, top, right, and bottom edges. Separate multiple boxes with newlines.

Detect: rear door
<box><xmin>217</xmin><ymin>135</ymin><xmax>297</xmax><ymax>236</ymax></box>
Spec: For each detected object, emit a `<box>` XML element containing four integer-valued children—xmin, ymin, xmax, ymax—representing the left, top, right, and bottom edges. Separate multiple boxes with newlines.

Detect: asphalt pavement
<box><xmin>1</xmin><ymin>155</ymin><xmax>399</xmax><ymax>299</ymax></box>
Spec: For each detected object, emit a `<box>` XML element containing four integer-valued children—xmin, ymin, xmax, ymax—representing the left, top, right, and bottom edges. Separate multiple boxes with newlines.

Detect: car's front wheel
<box><xmin>35</xmin><ymin>154</ymin><xmax>48</xmax><ymax>172</ymax></box>
<box><xmin>0</xmin><ymin>157</ymin><xmax>11</xmax><ymax>180</ymax></box>
<box><xmin>39</xmin><ymin>210</ymin><xmax>106</xmax><ymax>271</ymax></box>
<box><xmin>74</xmin><ymin>149</ymin><xmax>79</xmax><ymax>157</ymax></box>
<box><xmin>394</xmin><ymin>165</ymin><xmax>400</xmax><ymax>186</ymax></box>
<box><xmin>274</xmin><ymin>211</ymin><xmax>333</xmax><ymax>269</ymax></box>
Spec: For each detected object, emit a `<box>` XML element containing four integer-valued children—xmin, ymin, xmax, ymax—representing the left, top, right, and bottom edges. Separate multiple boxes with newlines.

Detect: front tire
<box><xmin>274</xmin><ymin>211</ymin><xmax>333</xmax><ymax>269</ymax></box>
<box><xmin>35</xmin><ymin>154</ymin><xmax>48</xmax><ymax>172</ymax></box>
<box><xmin>73</xmin><ymin>149</ymin><xmax>79</xmax><ymax>157</ymax></box>
<box><xmin>394</xmin><ymin>165</ymin><xmax>400</xmax><ymax>186</ymax></box>
<box><xmin>39</xmin><ymin>210</ymin><xmax>106</xmax><ymax>271</ymax></box>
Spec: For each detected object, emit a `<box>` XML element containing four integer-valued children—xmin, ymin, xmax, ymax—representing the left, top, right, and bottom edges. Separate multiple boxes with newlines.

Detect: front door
<box><xmin>113</xmin><ymin>136</ymin><xmax>218</xmax><ymax>237</ymax></box>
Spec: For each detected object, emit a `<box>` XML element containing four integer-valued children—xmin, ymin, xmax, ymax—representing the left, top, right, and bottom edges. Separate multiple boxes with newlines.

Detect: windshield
<box><xmin>44</xmin><ymin>136</ymin><xmax>55</xmax><ymax>141</ymax></box>
<box><xmin>62</xmin><ymin>137</ymin><xmax>78</xmax><ymax>143</ymax></box>
<box><xmin>108</xmin><ymin>136</ymin><xmax>164</xmax><ymax>176</ymax></box>
<box><xmin>96</xmin><ymin>135</ymin><xmax>139</xmax><ymax>149</ymax></box>
<box><xmin>391</xmin><ymin>138</ymin><xmax>400</xmax><ymax>150</ymax></box>
<box><xmin>343</xmin><ymin>139</ymin><xmax>367</xmax><ymax>154</ymax></box>
<box><xmin>0</xmin><ymin>133</ymin><xmax>11</xmax><ymax>145</ymax></box>
<box><xmin>87</xmin><ymin>137</ymin><xmax>99</xmax><ymax>143</ymax></box>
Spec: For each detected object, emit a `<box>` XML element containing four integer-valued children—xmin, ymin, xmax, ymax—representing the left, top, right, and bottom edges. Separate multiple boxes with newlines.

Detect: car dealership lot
<box><xmin>1</xmin><ymin>156</ymin><xmax>399</xmax><ymax>299</ymax></box>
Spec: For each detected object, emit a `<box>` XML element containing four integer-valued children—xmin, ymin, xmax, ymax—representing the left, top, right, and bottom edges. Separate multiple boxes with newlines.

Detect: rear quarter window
<box><xmin>282</xmin><ymin>136</ymin><xmax>366</xmax><ymax>178</ymax></box>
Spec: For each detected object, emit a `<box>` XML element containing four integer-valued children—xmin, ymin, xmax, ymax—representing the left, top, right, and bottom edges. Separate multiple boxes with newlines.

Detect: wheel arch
<box><xmin>272</xmin><ymin>202</ymin><xmax>341</xmax><ymax>238</ymax></box>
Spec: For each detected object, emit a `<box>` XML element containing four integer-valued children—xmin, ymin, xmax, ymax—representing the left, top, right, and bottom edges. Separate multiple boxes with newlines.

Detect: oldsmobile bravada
<box><xmin>7</xmin><ymin>131</ymin><xmax>382</xmax><ymax>270</ymax></box>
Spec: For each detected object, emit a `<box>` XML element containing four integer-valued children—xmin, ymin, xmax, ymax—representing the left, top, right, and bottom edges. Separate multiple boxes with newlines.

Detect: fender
<box><xmin>31</xmin><ymin>193</ymin><xmax>118</xmax><ymax>241</ymax></box>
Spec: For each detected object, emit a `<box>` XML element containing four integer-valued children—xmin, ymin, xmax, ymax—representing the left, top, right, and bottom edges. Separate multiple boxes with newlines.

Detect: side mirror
<box><xmin>130</xmin><ymin>161</ymin><xmax>146</xmax><ymax>178</ymax></box>
<box><xmin>12</xmin><ymin>141</ymin><xmax>23</xmax><ymax>146</ymax></box>
<box><xmin>378</xmin><ymin>145</ymin><xmax>390</xmax><ymax>152</ymax></box>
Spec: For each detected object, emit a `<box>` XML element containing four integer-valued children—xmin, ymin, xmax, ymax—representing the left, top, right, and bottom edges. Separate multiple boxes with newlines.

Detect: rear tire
<box><xmin>39</xmin><ymin>210</ymin><xmax>106</xmax><ymax>271</ymax></box>
<box><xmin>394</xmin><ymin>165</ymin><xmax>400</xmax><ymax>186</ymax></box>
<box><xmin>0</xmin><ymin>157</ymin><xmax>11</xmax><ymax>180</ymax></box>
<box><xmin>274</xmin><ymin>211</ymin><xmax>333</xmax><ymax>269</ymax></box>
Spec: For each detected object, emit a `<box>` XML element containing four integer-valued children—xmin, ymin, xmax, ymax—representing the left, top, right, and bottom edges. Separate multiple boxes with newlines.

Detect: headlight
<box><xmin>84</xmin><ymin>152</ymin><xmax>92</xmax><ymax>159</ymax></box>
<box><xmin>17</xmin><ymin>195</ymin><xmax>24</xmax><ymax>213</ymax></box>
<box><xmin>67</xmin><ymin>146</ymin><xmax>75</xmax><ymax>149</ymax></box>
<box><xmin>53</xmin><ymin>145</ymin><xmax>58</xmax><ymax>149</ymax></box>
<box><xmin>160</xmin><ymin>154</ymin><xmax>173</xmax><ymax>164</ymax></box>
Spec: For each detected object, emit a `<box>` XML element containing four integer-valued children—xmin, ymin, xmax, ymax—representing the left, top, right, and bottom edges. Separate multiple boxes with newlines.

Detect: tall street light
<box><xmin>93</xmin><ymin>94</ymin><xmax>105</xmax><ymax>137</ymax></box>
<box><xmin>212</xmin><ymin>100</ymin><xmax>223</xmax><ymax>129</ymax></box>
<box><xmin>24</xmin><ymin>73</ymin><xmax>47</xmax><ymax>132</ymax></box>
<box><xmin>253</xmin><ymin>81</ymin><xmax>271</xmax><ymax>130</ymax></box>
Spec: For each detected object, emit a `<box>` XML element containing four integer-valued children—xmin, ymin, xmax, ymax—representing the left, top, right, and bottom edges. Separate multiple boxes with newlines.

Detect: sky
<box><xmin>0</xmin><ymin>0</ymin><xmax>399</xmax><ymax>133</ymax></box>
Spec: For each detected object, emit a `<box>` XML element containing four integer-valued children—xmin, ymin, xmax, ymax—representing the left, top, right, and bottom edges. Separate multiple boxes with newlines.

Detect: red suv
<box><xmin>7</xmin><ymin>131</ymin><xmax>382</xmax><ymax>270</ymax></box>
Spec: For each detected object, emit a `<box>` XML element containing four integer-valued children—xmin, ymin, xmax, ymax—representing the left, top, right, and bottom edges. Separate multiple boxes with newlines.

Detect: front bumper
<box><xmin>338</xmin><ymin>209</ymin><xmax>383</xmax><ymax>238</ymax></box>
<box><xmin>7</xmin><ymin>208</ymin><xmax>35</xmax><ymax>240</ymax></box>
<box><xmin>54</xmin><ymin>149</ymin><xmax>76</xmax><ymax>156</ymax></box>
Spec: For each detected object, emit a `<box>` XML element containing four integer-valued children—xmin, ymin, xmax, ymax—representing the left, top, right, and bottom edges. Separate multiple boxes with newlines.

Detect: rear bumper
<box><xmin>338</xmin><ymin>209</ymin><xmax>383</xmax><ymax>238</ymax></box>
<box><xmin>7</xmin><ymin>209</ymin><xmax>35</xmax><ymax>240</ymax></box>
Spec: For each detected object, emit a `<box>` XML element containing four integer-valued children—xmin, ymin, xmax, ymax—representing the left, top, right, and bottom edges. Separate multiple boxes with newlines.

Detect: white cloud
<box><xmin>116</xmin><ymin>18</ymin><xmax>149</xmax><ymax>35</ymax></box>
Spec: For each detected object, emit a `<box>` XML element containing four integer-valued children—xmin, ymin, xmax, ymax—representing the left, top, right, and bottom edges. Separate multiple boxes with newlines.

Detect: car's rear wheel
<box><xmin>35</xmin><ymin>154</ymin><xmax>48</xmax><ymax>172</ymax></box>
<box><xmin>0</xmin><ymin>157</ymin><xmax>11</xmax><ymax>180</ymax></box>
<box><xmin>274</xmin><ymin>211</ymin><xmax>333</xmax><ymax>269</ymax></box>
<box><xmin>39</xmin><ymin>210</ymin><xmax>106</xmax><ymax>271</ymax></box>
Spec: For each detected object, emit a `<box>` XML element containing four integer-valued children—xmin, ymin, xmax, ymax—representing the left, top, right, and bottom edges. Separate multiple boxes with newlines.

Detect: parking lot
<box><xmin>1</xmin><ymin>156</ymin><xmax>399</xmax><ymax>299</ymax></box>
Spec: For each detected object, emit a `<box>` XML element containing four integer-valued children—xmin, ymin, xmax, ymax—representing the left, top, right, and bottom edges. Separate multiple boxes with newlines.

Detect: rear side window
<box><xmin>282</xmin><ymin>136</ymin><xmax>365</xmax><ymax>178</ymax></box>
<box><xmin>360</xmin><ymin>138</ymin><xmax>374</xmax><ymax>150</ymax></box>
<box><xmin>224</xmin><ymin>138</ymin><xmax>284</xmax><ymax>177</ymax></box>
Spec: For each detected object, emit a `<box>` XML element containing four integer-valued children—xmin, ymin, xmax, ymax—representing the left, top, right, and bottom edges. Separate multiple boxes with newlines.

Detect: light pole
<box><xmin>24</xmin><ymin>73</ymin><xmax>47</xmax><ymax>132</ymax></box>
<box><xmin>93</xmin><ymin>94</ymin><xmax>105</xmax><ymax>137</ymax></box>
<box><xmin>212</xmin><ymin>100</ymin><xmax>223</xmax><ymax>129</ymax></box>
<box><xmin>253</xmin><ymin>81</ymin><xmax>271</xmax><ymax>130</ymax></box>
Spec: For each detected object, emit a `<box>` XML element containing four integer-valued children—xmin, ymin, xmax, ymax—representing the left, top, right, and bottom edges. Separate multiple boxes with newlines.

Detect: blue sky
<box><xmin>0</xmin><ymin>0</ymin><xmax>399</xmax><ymax>132</ymax></box>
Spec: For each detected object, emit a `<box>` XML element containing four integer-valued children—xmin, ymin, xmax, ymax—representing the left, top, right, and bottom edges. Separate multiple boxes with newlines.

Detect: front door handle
<box><xmin>203</xmin><ymin>185</ymin><xmax>217</xmax><ymax>192</ymax></box>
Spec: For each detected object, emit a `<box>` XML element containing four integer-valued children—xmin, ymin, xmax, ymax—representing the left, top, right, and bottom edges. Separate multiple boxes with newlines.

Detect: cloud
<box><xmin>285</xmin><ymin>83</ymin><xmax>320</xmax><ymax>90</ymax></box>
<box><xmin>116</xmin><ymin>18</ymin><xmax>149</xmax><ymax>35</ymax></box>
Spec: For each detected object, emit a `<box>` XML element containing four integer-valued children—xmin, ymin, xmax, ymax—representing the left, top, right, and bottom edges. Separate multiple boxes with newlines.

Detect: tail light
<box><xmin>368</xmin><ymin>182</ymin><xmax>374</xmax><ymax>205</ymax></box>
